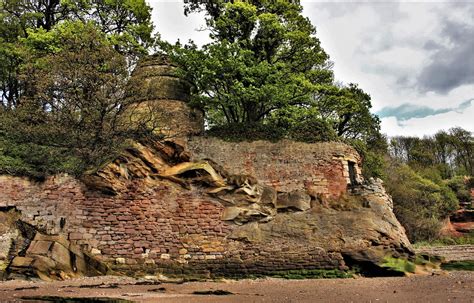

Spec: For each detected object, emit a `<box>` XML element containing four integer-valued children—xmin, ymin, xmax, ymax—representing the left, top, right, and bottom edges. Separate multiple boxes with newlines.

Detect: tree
<box><xmin>313</xmin><ymin>83</ymin><xmax>380</xmax><ymax>140</ymax></box>
<box><xmin>448</xmin><ymin>127</ymin><xmax>473</xmax><ymax>176</ymax></box>
<box><xmin>0</xmin><ymin>0</ymin><xmax>154</xmax><ymax>108</ymax></box>
<box><xmin>389</xmin><ymin>128</ymin><xmax>473</xmax><ymax>177</ymax></box>
<box><xmin>0</xmin><ymin>21</ymin><xmax>159</xmax><ymax>176</ymax></box>
<box><xmin>165</xmin><ymin>0</ymin><xmax>333</xmax><ymax>126</ymax></box>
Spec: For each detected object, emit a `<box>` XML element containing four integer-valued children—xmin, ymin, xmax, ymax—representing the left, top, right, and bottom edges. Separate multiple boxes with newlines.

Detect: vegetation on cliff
<box><xmin>163</xmin><ymin>1</ymin><xmax>380</xmax><ymax>144</ymax></box>
<box><xmin>0</xmin><ymin>0</ymin><xmax>160</xmax><ymax>177</ymax></box>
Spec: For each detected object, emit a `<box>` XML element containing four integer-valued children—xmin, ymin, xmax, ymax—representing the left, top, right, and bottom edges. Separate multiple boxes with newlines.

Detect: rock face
<box><xmin>0</xmin><ymin>208</ymin><xmax>108</xmax><ymax>280</ymax></box>
<box><xmin>0</xmin><ymin>138</ymin><xmax>414</xmax><ymax>280</ymax></box>
<box><xmin>9</xmin><ymin>233</ymin><xmax>108</xmax><ymax>281</ymax></box>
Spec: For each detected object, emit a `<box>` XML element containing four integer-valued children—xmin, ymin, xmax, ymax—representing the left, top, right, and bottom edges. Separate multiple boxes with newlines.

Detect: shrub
<box><xmin>386</xmin><ymin>163</ymin><xmax>459</xmax><ymax>242</ymax></box>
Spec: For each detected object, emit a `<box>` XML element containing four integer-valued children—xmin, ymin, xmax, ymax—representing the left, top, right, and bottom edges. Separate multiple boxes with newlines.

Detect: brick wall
<box><xmin>188</xmin><ymin>138</ymin><xmax>362</xmax><ymax>199</ymax></box>
<box><xmin>0</xmin><ymin>139</ymin><xmax>364</xmax><ymax>277</ymax></box>
<box><xmin>0</xmin><ymin>174</ymin><xmax>347</xmax><ymax>276</ymax></box>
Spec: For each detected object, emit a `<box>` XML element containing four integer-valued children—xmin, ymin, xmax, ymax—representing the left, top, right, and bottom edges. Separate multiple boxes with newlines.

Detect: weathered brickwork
<box><xmin>188</xmin><ymin>138</ymin><xmax>362</xmax><ymax>199</ymax></box>
<box><xmin>0</xmin><ymin>174</ymin><xmax>349</xmax><ymax>277</ymax></box>
<box><xmin>0</xmin><ymin>139</ymin><xmax>414</xmax><ymax>278</ymax></box>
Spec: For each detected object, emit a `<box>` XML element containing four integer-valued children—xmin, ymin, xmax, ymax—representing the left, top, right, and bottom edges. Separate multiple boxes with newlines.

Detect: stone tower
<box><xmin>125</xmin><ymin>54</ymin><xmax>204</xmax><ymax>139</ymax></box>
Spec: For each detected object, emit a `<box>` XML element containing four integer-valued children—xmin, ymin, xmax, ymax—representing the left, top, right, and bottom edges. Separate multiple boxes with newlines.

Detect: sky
<box><xmin>148</xmin><ymin>0</ymin><xmax>474</xmax><ymax>137</ymax></box>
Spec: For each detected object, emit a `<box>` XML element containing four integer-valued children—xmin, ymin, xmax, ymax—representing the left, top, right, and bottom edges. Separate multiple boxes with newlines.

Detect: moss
<box><xmin>380</xmin><ymin>256</ymin><xmax>416</xmax><ymax>274</ymax></box>
<box><xmin>221</xmin><ymin>269</ymin><xmax>353</xmax><ymax>280</ymax></box>
<box><xmin>441</xmin><ymin>261</ymin><xmax>474</xmax><ymax>271</ymax></box>
<box><xmin>414</xmin><ymin>254</ymin><xmax>444</xmax><ymax>266</ymax></box>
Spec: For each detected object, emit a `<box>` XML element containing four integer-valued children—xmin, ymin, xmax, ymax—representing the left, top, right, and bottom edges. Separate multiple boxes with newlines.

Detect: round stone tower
<box><xmin>125</xmin><ymin>54</ymin><xmax>204</xmax><ymax>139</ymax></box>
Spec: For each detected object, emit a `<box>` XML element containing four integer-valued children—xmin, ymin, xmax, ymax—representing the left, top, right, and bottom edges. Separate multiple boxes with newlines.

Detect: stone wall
<box><xmin>0</xmin><ymin>140</ymin><xmax>412</xmax><ymax>279</ymax></box>
<box><xmin>0</xmin><ymin>174</ymin><xmax>350</xmax><ymax>277</ymax></box>
<box><xmin>124</xmin><ymin>54</ymin><xmax>204</xmax><ymax>140</ymax></box>
<box><xmin>188</xmin><ymin>137</ymin><xmax>363</xmax><ymax>199</ymax></box>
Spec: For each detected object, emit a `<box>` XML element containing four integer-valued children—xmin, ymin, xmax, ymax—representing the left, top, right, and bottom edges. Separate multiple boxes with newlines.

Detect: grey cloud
<box><xmin>417</xmin><ymin>18</ymin><xmax>474</xmax><ymax>93</ymax></box>
<box><xmin>377</xmin><ymin>99</ymin><xmax>473</xmax><ymax>121</ymax></box>
<box><xmin>423</xmin><ymin>40</ymin><xmax>441</xmax><ymax>51</ymax></box>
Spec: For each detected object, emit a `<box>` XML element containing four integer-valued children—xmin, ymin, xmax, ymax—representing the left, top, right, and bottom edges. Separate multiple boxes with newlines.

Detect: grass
<box><xmin>413</xmin><ymin>233</ymin><xmax>474</xmax><ymax>248</ymax></box>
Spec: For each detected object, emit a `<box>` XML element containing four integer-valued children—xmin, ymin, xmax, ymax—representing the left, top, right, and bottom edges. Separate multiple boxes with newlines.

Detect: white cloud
<box><xmin>381</xmin><ymin>103</ymin><xmax>474</xmax><ymax>137</ymax></box>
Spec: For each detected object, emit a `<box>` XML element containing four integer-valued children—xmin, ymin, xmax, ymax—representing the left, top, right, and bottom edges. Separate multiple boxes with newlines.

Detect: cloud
<box><xmin>377</xmin><ymin>99</ymin><xmax>473</xmax><ymax>121</ymax></box>
<box><xmin>417</xmin><ymin>18</ymin><xmax>474</xmax><ymax>93</ymax></box>
<box><xmin>380</xmin><ymin>101</ymin><xmax>474</xmax><ymax>137</ymax></box>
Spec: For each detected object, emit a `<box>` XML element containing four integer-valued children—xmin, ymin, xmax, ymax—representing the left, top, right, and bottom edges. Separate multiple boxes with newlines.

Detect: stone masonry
<box><xmin>188</xmin><ymin>137</ymin><xmax>363</xmax><ymax>199</ymax></box>
<box><xmin>0</xmin><ymin>138</ymin><xmax>412</xmax><ymax>278</ymax></box>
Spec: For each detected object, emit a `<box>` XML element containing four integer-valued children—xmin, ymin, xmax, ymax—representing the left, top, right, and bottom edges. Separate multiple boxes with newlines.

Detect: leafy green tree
<box><xmin>0</xmin><ymin>0</ymin><xmax>154</xmax><ymax>108</ymax></box>
<box><xmin>0</xmin><ymin>21</ymin><xmax>159</xmax><ymax>177</ymax></box>
<box><xmin>166</xmin><ymin>0</ymin><xmax>333</xmax><ymax>126</ymax></box>
<box><xmin>447</xmin><ymin>127</ymin><xmax>473</xmax><ymax>176</ymax></box>
<box><xmin>313</xmin><ymin>83</ymin><xmax>380</xmax><ymax>140</ymax></box>
<box><xmin>389</xmin><ymin>128</ymin><xmax>473</xmax><ymax>177</ymax></box>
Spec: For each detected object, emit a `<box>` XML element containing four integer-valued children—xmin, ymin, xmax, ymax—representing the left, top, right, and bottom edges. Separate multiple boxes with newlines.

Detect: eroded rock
<box><xmin>8</xmin><ymin>232</ymin><xmax>109</xmax><ymax>281</ymax></box>
<box><xmin>276</xmin><ymin>190</ymin><xmax>311</xmax><ymax>211</ymax></box>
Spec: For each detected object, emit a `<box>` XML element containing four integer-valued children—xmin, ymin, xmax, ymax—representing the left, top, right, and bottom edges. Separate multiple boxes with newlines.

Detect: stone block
<box><xmin>31</xmin><ymin>255</ymin><xmax>56</xmax><ymax>272</ymax></box>
<box><xmin>276</xmin><ymin>190</ymin><xmax>311</xmax><ymax>211</ymax></box>
<box><xmin>27</xmin><ymin>241</ymin><xmax>52</xmax><ymax>256</ymax></box>
<box><xmin>69</xmin><ymin>233</ymin><xmax>83</xmax><ymax>240</ymax></box>
<box><xmin>10</xmin><ymin>256</ymin><xmax>34</xmax><ymax>268</ymax></box>
<box><xmin>50</xmin><ymin>242</ymin><xmax>72</xmax><ymax>271</ymax></box>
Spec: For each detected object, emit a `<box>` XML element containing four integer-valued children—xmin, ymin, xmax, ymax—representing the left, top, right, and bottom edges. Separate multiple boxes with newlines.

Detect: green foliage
<box><xmin>380</xmin><ymin>256</ymin><xmax>416</xmax><ymax>274</ymax></box>
<box><xmin>446</xmin><ymin>176</ymin><xmax>472</xmax><ymax>203</ymax></box>
<box><xmin>386</xmin><ymin>163</ymin><xmax>459</xmax><ymax>242</ymax></box>
<box><xmin>314</xmin><ymin>83</ymin><xmax>381</xmax><ymax>140</ymax></box>
<box><xmin>387</xmin><ymin>128</ymin><xmax>472</xmax><ymax>243</ymax></box>
<box><xmin>0</xmin><ymin>21</ymin><xmax>160</xmax><ymax>178</ymax></box>
<box><xmin>0</xmin><ymin>137</ymin><xmax>82</xmax><ymax>179</ymax></box>
<box><xmin>390</xmin><ymin>128</ymin><xmax>473</xmax><ymax>178</ymax></box>
<box><xmin>206</xmin><ymin>122</ymin><xmax>285</xmax><ymax>142</ymax></box>
<box><xmin>0</xmin><ymin>0</ymin><xmax>155</xmax><ymax>108</ymax></box>
<box><xmin>166</xmin><ymin>1</ymin><xmax>381</xmax><ymax>149</ymax></box>
<box><xmin>441</xmin><ymin>261</ymin><xmax>474</xmax><ymax>271</ymax></box>
<box><xmin>348</xmin><ymin>133</ymin><xmax>388</xmax><ymax>179</ymax></box>
<box><xmin>165</xmin><ymin>1</ymin><xmax>333</xmax><ymax>126</ymax></box>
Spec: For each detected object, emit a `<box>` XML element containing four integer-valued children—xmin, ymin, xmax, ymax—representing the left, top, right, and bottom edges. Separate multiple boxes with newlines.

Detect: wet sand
<box><xmin>0</xmin><ymin>271</ymin><xmax>472</xmax><ymax>303</ymax></box>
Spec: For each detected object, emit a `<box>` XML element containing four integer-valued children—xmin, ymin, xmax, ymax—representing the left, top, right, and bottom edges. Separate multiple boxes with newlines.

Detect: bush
<box><xmin>0</xmin><ymin>136</ymin><xmax>83</xmax><ymax>179</ymax></box>
<box><xmin>206</xmin><ymin>118</ymin><xmax>337</xmax><ymax>143</ymax></box>
<box><xmin>446</xmin><ymin>176</ymin><xmax>472</xmax><ymax>203</ymax></box>
<box><xmin>386</xmin><ymin>163</ymin><xmax>459</xmax><ymax>242</ymax></box>
<box><xmin>206</xmin><ymin>123</ymin><xmax>286</xmax><ymax>142</ymax></box>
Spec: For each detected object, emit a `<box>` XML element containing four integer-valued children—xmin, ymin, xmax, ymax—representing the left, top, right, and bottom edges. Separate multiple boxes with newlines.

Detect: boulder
<box><xmin>5</xmin><ymin>232</ymin><xmax>109</xmax><ymax>281</ymax></box>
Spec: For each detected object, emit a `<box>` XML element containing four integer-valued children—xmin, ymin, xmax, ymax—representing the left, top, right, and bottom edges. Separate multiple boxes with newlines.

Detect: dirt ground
<box><xmin>0</xmin><ymin>271</ymin><xmax>473</xmax><ymax>303</ymax></box>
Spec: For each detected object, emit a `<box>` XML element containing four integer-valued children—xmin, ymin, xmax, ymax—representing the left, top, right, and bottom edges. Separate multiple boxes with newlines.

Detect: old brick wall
<box><xmin>0</xmin><ymin>173</ymin><xmax>347</xmax><ymax>277</ymax></box>
<box><xmin>188</xmin><ymin>138</ymin><xmax>362</xmax><ymax>199</ymax></box>
<box><xmin>0</xmin><ymin>139</ymin><xmax>365</xmax><ymax>277</ymax></box>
